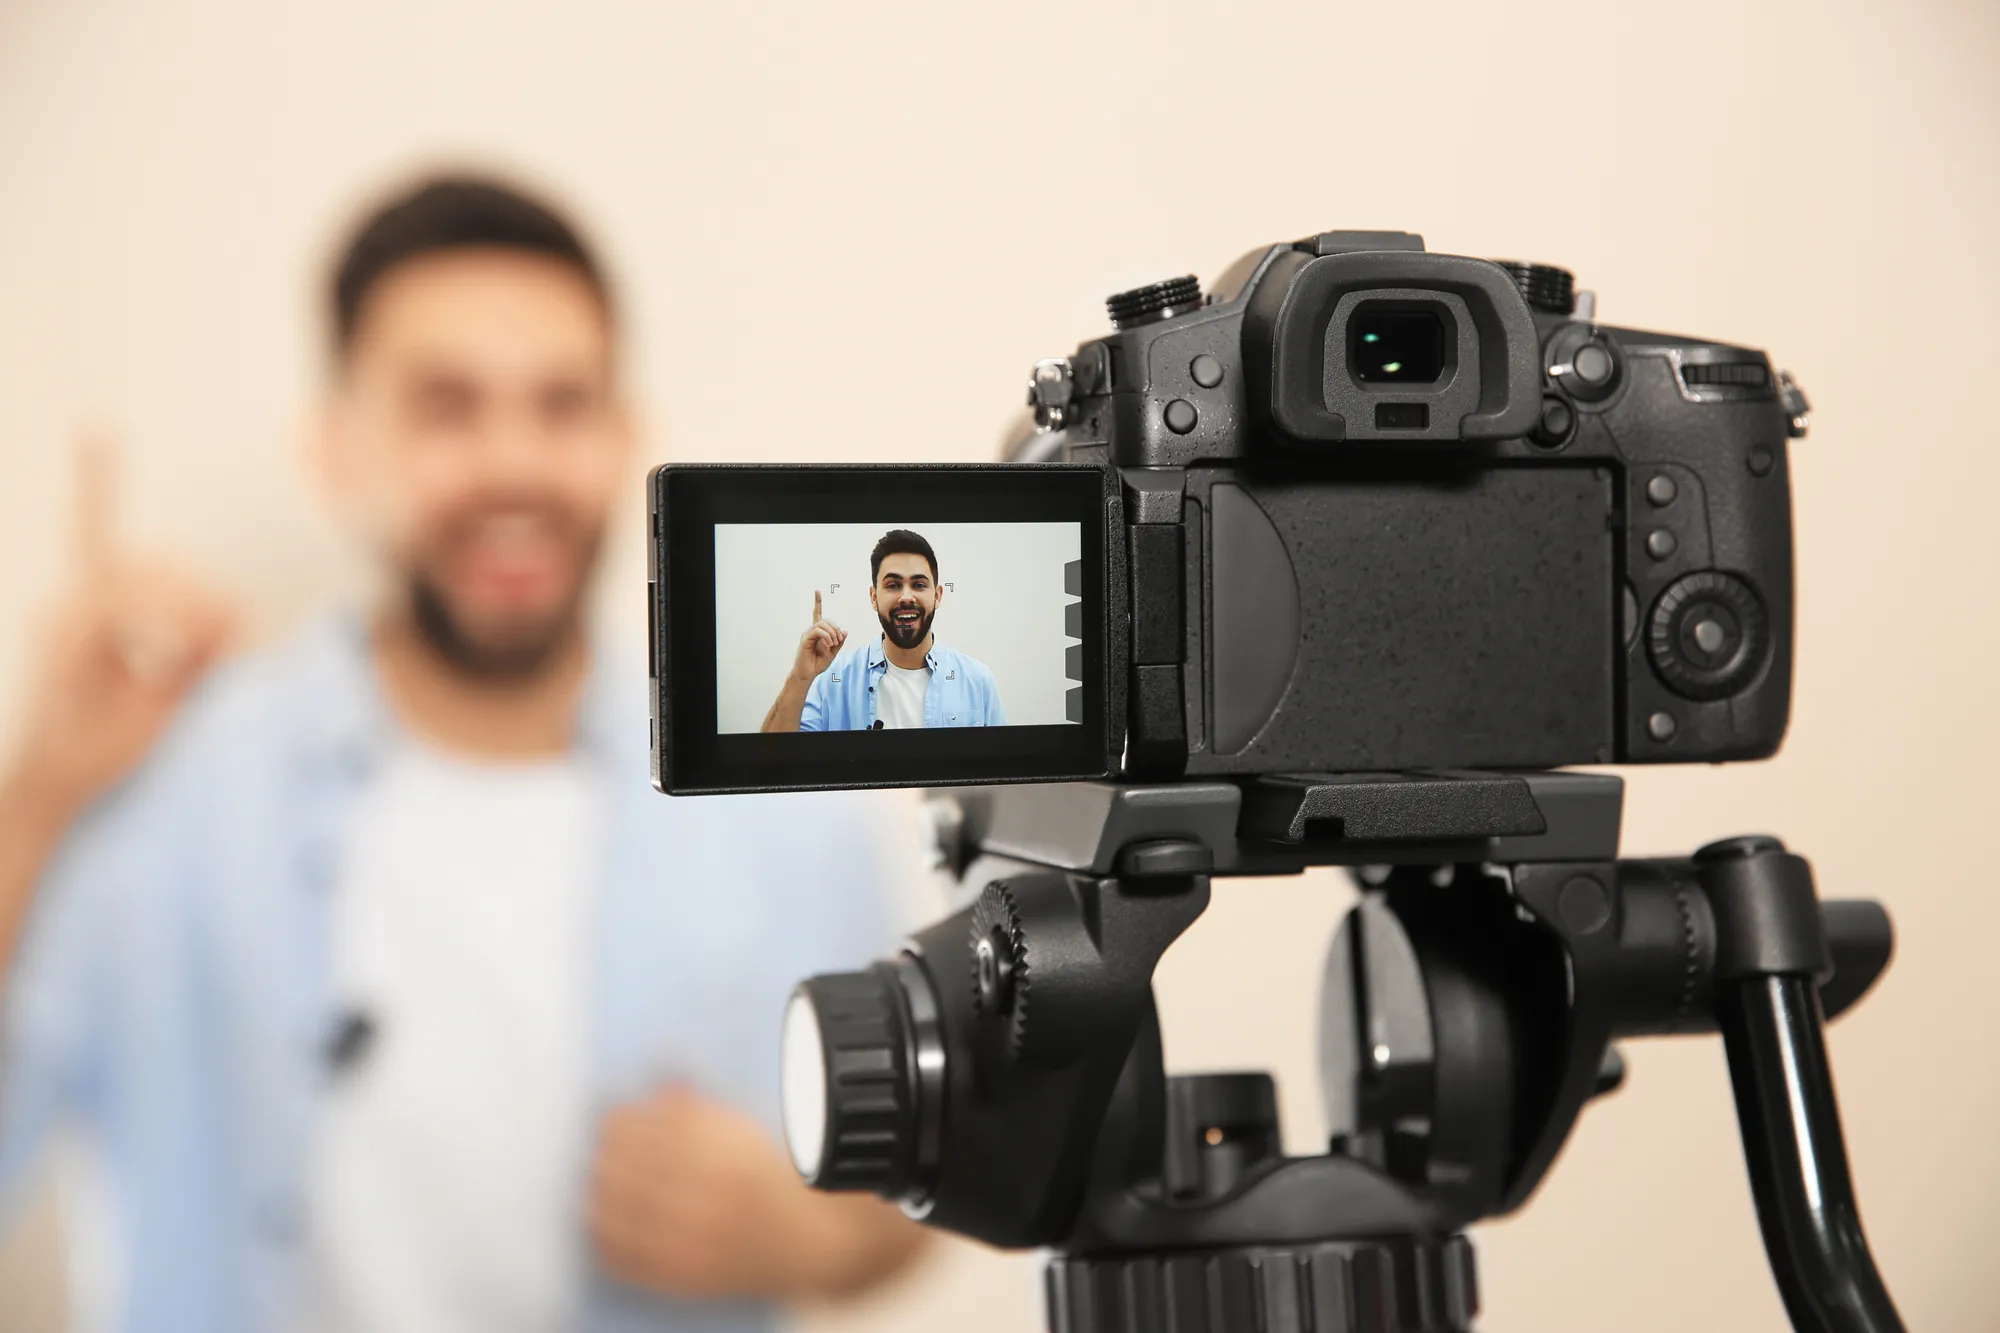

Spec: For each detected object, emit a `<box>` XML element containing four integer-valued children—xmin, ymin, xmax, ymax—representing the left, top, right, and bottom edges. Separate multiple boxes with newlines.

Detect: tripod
<box><xmin>918</xmin><ymin>771</ymin><xmax>1904</xmax><ymax>1333</ymax></box>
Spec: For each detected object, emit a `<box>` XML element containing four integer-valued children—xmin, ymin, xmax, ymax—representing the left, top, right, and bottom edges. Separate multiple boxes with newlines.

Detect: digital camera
<box><xmin>649</xmin><ymin>229</ymin><xmax>1810</xmax><ymax>794</ymax></box>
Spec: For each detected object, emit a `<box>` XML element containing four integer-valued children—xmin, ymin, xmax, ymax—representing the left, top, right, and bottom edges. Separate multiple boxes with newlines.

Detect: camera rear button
<box><xmin>1646</xmin><ymin>475</ymin><xmax>1678</xmax><ymax>506</ymax></box>
<box><xmin>1532</xmin><ymin>396</ymin><xmax>1574</xmax><ymax>447</ymax></box>
<box><xmin>1573</xmin><ymin>343</ymin><xmax>1615</xmax><ymax>385</ymax></box>
<box><xmin>1190</xmin><ymin>354</ymin><xmax>1224</xmax><ymax>388</ymax></box>
<box><xmin>1164</xmin><ymin>399</ymin><xmax>1198</xmax><ymax>434</ymax></box>
<box><xmin>1646</xmin><ymin>530</ymin><xmax>1678</xmax><ymax>560</ymax></box>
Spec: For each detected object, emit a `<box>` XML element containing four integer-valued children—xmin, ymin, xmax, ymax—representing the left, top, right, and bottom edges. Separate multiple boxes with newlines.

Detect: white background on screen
<box><xmin>712</xmin><ymin>521</ymin><xmax>1080</xmax><ymax>732</ymax></box>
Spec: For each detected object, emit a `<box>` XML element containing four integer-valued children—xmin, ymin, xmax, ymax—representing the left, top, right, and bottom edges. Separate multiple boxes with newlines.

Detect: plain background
<box><xmin>712</xmin><ymin>522</ymin><xmax>1080</xmax><ymax>731</ymax></box>
<box><xmin>0</xmin><ymin>0</ymin><xmax>1996</xmax><ymax>1330</ymax></box>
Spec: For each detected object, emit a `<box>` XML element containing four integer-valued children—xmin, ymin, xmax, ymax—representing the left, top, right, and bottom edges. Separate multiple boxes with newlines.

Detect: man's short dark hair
<box><xmin>329</xmin><ymin>173</ymin><xmax>613</xmax><ymax>358</ymax></box>
<box><xmin>871</xmin><ymin>530</ymin><xmax>938</xmax><ymax>584</ymax></box>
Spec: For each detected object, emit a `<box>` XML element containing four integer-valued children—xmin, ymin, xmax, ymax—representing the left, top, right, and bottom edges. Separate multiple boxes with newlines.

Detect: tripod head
<box><xmin>784</xmin><ymin>773</ymin><xmax>1903</xmax><ymax>1333</ymax></box>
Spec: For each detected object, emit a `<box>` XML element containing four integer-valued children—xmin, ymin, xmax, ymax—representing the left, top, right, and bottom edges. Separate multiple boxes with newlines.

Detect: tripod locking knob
<box><xmin>782</xmin><ymin>967</ymin><xmax>924</xmax><ymax>1196</ymax></box>
<box><xmin>1048</xmin><ymin>1236</ymin><xmax>1478</xmax><ymax>1333</ymax></box>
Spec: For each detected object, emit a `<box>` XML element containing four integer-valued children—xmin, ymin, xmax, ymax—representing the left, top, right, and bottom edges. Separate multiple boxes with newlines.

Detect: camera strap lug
<box><xmin>1780</xmin><ymin>370</ymin><xmax>1812</xmax><ymax>438</ymax></box>
<box><xmin>1028</xmin><ymin>357</ymin><xmax>1075</xmax><ymax>431</ymax></box>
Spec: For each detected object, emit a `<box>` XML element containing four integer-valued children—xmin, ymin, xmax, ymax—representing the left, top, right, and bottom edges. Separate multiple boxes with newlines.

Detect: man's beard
<box><xmin>409</xmin><ymin>576</ymin><xmax>583</xmax><ymax>680</ymax></box>
<box><xmin>878</xmin><ymin>602</ymin><xmax>935</xmax><ymax>652</ymax></box>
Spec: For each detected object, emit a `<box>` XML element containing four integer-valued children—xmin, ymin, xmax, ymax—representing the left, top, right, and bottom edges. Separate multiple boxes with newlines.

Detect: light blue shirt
<box><xmin>0</xmin><ymin>616</ymin><xmax>903</xmax><ymax>1333</ymax></box>
<box><xmin>798</xmin><ymin>637</ymin><xmax>1005</xmax><ymax>731</ymax></box>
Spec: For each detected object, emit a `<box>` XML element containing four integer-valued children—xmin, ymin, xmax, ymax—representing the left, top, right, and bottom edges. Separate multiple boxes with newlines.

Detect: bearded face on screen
<box><xmin>870</xmin><ymin>550</ymin><xmax>940</xmax><ymax>651</ymax></box>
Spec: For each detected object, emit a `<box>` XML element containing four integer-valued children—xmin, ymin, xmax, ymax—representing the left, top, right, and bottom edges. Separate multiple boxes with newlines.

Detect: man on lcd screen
<box><xmin>761</xmin><ymin>530</ymin><xmax>1005</xmax><ymax>731</ymax></box>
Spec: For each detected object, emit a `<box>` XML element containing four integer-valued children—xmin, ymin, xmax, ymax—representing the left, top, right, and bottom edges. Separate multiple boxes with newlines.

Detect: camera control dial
<box><xmin>1648</xmin><ymin>572</ymin><xmax>1770</xmax><ymax>701</ymax></box>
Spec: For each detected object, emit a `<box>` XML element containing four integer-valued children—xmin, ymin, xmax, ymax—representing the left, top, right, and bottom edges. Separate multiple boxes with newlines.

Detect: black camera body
<box><xmin>1036</xmin><ymin>229</ymin><xmax>1805</xmax><ymax>781</ymax></box>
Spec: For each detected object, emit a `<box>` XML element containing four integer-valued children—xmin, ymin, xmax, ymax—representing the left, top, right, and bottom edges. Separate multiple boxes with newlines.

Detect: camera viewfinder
<box><xmin>1351</xmin><ymin>308</ymin><xmax>1447</xmax><ymax>385</ymax></box>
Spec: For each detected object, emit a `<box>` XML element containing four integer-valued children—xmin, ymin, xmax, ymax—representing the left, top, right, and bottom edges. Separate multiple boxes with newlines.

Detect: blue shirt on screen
<box><xmin>798</xmin><ymin>635</ymin><xmax>1005</xmax><ymax>730</ymax></box>
<box><xmin>0</xmin><ymin>615</ymin><xmax>905</xmax><ymax>1333</ymax></box>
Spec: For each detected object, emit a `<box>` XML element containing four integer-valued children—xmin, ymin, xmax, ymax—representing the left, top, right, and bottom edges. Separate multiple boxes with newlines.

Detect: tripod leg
<box><xmin>1700</xmin><ymin>838</ymin><xmax>1906</xmax><ymax>1333</ymax></box>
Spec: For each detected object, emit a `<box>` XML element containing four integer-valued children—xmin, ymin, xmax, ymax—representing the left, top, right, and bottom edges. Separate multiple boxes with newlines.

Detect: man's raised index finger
<box><xmin>813</xmin><ymin>589</ymin><xmax>822</xmax><ymax>622</ymax></box>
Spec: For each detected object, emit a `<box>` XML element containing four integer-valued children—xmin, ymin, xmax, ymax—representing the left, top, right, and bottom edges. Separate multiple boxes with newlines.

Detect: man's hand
<box><xmin>589</xmin><ymin>1085</ymin><xmax>925</xmax><ymax>1303</ymax></box>
<box><xmin>4</xmin><ymin>433</ymin><xmax>236</xmax><ymax>820</ymax></box>
<box><xmin>762</xmin><ymin>591</ymin><xmax>847</xmax><ymax>731</ymax></box>
<box><xmin>0</xmin><ymin>432</ymin><xmax>236</xmax><ymax>976</ymax></box>
<box><xmin>791</xmin><ymin>590</ymin><xmax>846</xmax><ymax>683</ymax></box>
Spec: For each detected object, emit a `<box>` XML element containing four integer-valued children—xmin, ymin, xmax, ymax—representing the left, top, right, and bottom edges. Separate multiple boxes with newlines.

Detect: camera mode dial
<box><xmin>1648</xmin><ymin>571</ymin><xmax>1770</xmax><ymax>701</ymax></box>
<box><xmin>1106</xmin><ymin>276</ymin><xmax>1203</xmax><ymax>330</ymax></box>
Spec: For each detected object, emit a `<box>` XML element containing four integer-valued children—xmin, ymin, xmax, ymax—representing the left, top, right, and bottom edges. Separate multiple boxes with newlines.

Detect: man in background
<box><xmin>762</xmin><ymin>529</ymin><xmax>1004</xmax><ymax>732</ymax></box>
<box><xmin>0</xmin><ymin>176</ymin><xmax>922</xmax><ymax>1332</ymax></box>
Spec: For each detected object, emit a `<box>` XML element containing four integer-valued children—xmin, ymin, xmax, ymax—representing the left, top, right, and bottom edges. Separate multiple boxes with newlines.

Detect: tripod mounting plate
<box><xmin>936</xmin><ymin>770</ymin><xmax>1624</xmax><ymax>877</ymax></box>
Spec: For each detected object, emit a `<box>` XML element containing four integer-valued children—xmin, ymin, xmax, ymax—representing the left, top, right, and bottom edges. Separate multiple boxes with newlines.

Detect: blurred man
<box><xmin>0</xmin><ymin>176</ymin><xmax>922</xmax><ymax>1333</ymax></box>
<box><xmin>761</xmin><ymin>529</ymin><xmax>1004</xmax><ymax>731</ymax></box>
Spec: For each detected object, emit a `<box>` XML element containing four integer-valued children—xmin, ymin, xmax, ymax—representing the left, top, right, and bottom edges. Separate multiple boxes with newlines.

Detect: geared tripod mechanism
<box><xmin>782</xmin><ymin>773</ymin><xmax>1903</xmax><ymax>1333</ymax></box>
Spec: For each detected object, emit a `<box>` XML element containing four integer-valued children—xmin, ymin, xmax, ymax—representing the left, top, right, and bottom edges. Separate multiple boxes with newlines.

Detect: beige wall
<box><xmin>2</xmin><ymin>0</ymin><xmax>1997</xmax><ymax>1328</ymax></box>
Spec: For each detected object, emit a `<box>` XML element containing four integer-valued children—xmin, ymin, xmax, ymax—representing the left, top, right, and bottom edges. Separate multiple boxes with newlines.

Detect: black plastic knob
<box><xmin>1647</xmin><ymin>571</ymin><xmax>1770</xmax><ymax>701</ymax></box>
<box><xmin>1494</xmin><ymin>261</ymin><xmax>1576</xmax><ymax>315</ymax></box>
<box><xmin>782</xmin><ymin>970</ymin><xmax>916</xmax><ymax>1195</ymax></box>
<box><xmin>1107</xmin><ymin>275</ymin><xmax>1203</xmax><ymax>330</ymax></box>
<box><xmin>1047</xmin><ymin>1235</ymin><xmax>1477</xmax><ymax>1333</ymax></box>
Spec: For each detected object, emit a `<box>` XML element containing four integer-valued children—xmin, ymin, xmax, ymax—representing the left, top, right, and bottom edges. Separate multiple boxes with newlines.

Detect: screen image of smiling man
<box><xmin>760</xmin><ymin>530</ymin><xmax>1006</xmax><ymax>731</ymax></box>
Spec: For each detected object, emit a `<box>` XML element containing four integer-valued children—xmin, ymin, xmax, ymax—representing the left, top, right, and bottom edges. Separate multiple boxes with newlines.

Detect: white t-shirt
<box><xmin>875</xmin><ymin>661</ymin><xmax>931</xmax><ymax>729</ymax></box>
<box><xmin>294</xmin><ymin>740</ymin><xmax>603</xmax><ymax>1333</ymax></box>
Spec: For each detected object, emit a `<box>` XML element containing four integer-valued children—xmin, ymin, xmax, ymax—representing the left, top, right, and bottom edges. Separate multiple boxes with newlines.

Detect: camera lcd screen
<box><xmin>651</xmin><ymin>464</ymin><xmax>1113</xmax><ymax>794</ymax></box>
<box><xmin>713</xmin><ymin>522</ymin><xmax>1083</xmax><ymax>733</ymax></box>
